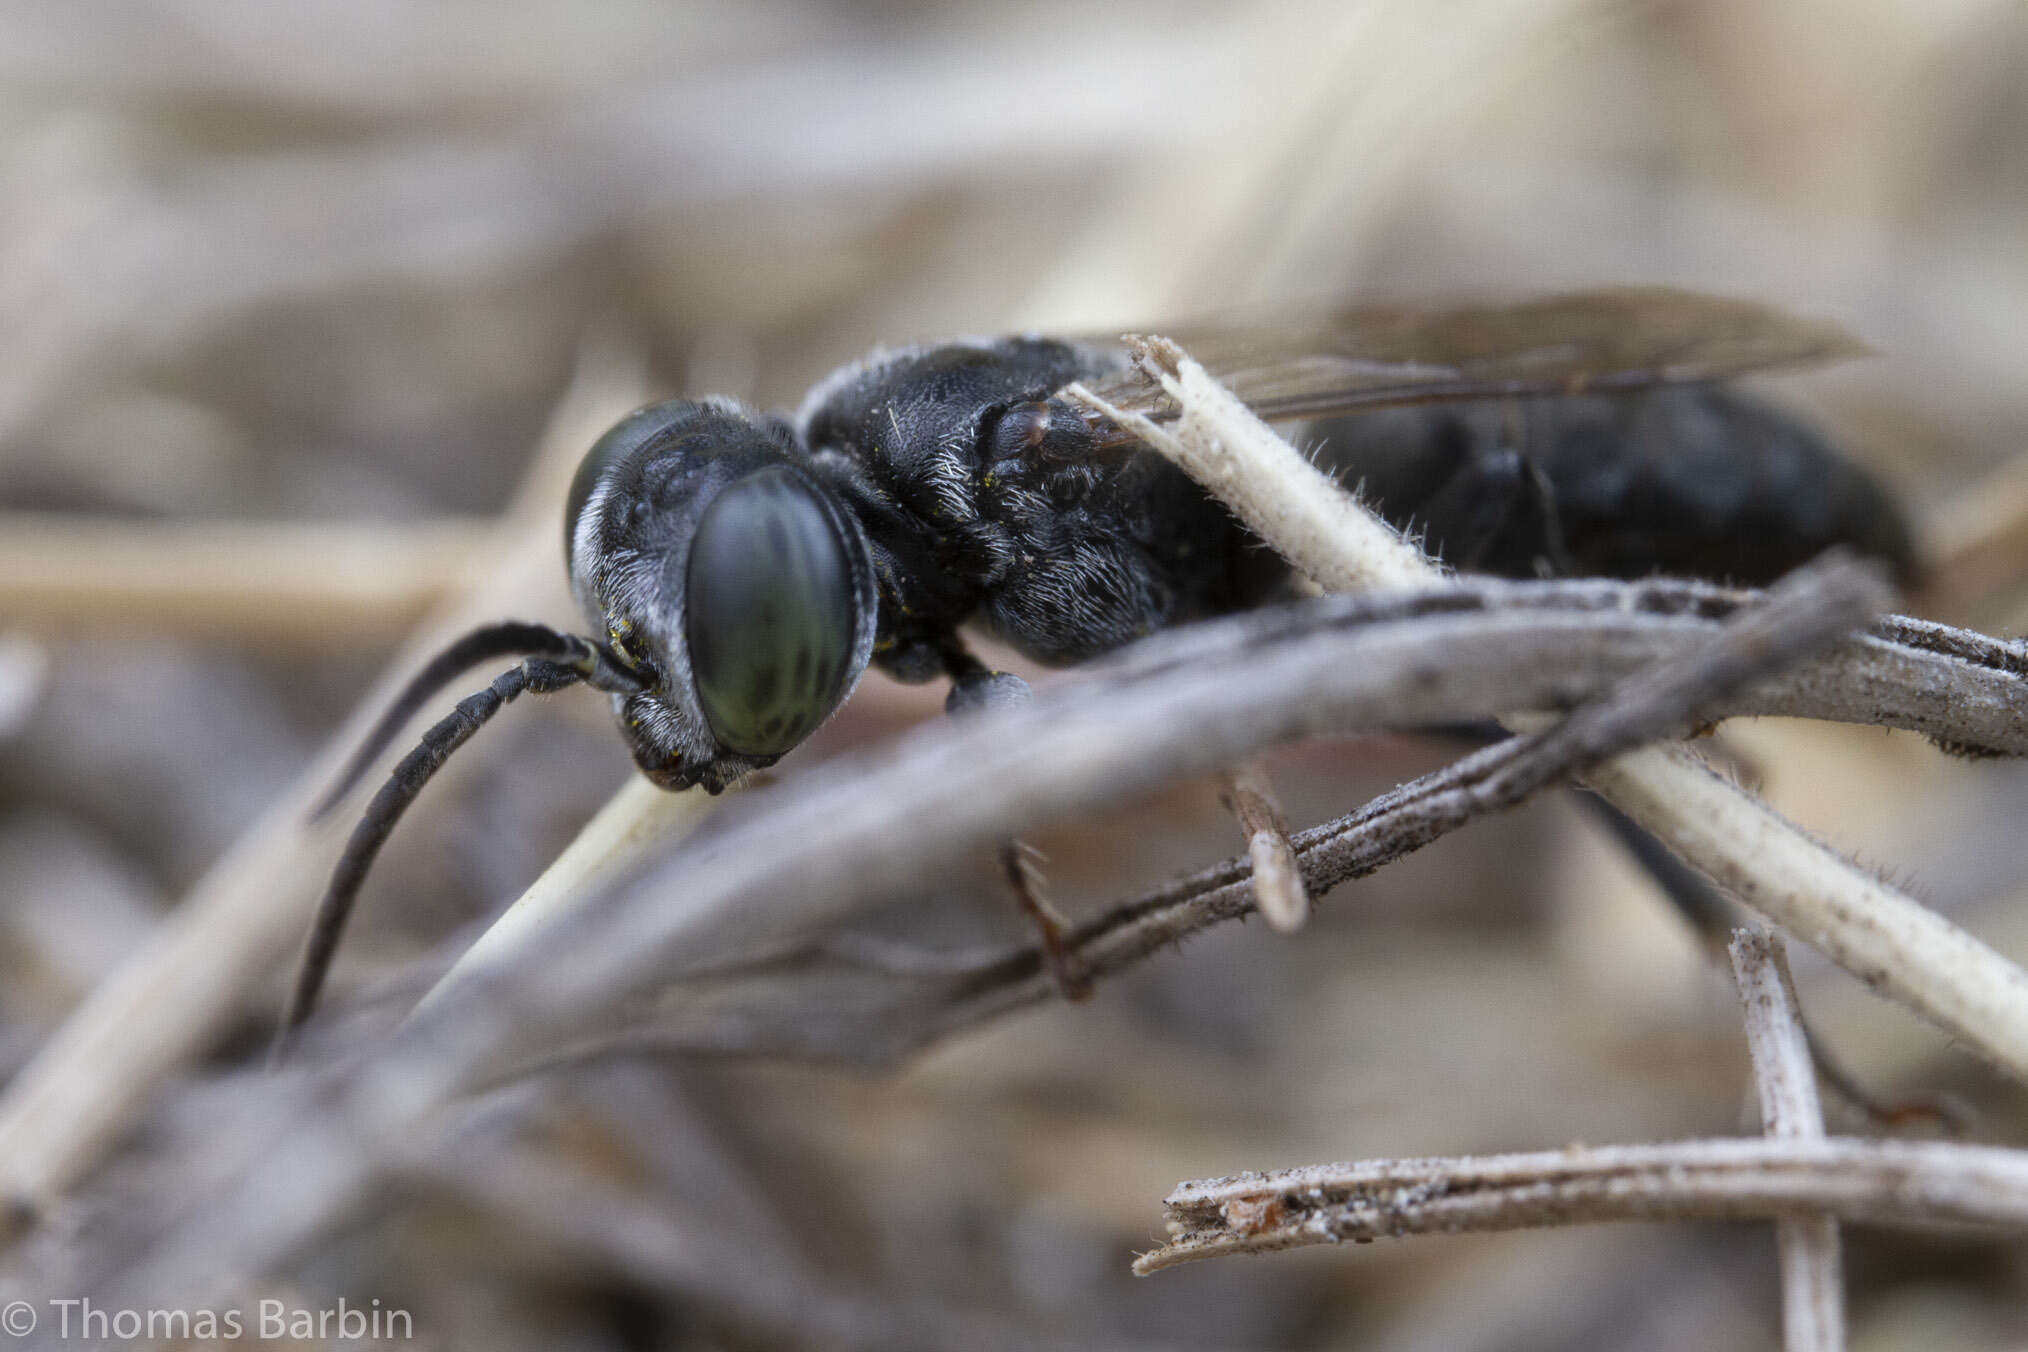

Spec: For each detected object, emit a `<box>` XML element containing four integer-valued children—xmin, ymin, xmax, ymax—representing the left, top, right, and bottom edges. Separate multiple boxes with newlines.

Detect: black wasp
<box><xmin>279</xmin><ymin>287</ymin><xmax>1912</xmax><ymax>1044</ymax></box>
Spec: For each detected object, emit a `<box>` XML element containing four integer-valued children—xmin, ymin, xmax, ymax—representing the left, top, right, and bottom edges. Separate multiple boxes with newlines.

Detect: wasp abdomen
<box><xmin>1310</xmin><ymin>386</ymin><xmax>1917</xmax><ymax>587</ymax></box>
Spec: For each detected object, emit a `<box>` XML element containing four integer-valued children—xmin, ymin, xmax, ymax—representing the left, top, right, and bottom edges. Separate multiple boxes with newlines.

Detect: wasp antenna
<box><xmin>311</xmin><ymin>621</ymin><xmax>634</xmax><ymax>822</ymax></box>
<box><xmin>273</xmin><ymin>659</ymin><xmax>587</xmax><ymax>1064</ymax></box>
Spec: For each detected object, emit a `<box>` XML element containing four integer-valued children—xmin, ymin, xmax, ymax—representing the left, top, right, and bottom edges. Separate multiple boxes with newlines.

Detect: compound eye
<box><xmin>684</xmin><ymin>466</ymin><xmax>861</xmax><ymax>757</ymax></box>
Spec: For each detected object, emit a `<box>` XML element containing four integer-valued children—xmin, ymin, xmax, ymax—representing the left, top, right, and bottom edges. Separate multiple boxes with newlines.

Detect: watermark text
<box><xmin>3</xmin><ymin>1296</ymin><xmax>412</xmax><ymax>1341</ymax></box>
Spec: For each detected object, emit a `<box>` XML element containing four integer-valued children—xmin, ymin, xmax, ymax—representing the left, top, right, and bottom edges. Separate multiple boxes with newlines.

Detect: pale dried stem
<box><xmin>410</xmin><ymin>777</ymin><xmax>715</xmax><ymax>1026</ymax></box>
<box><xmin>0</xmin><ymin>513</ymin><xmax>488</xmax><ymax>648</ymax></box>
<box><xmin>1077</xmin><ymin>338</ymin><xmax>1433</xmax><ymax>593</ymax></box>
<box><xmin>1590</xmin><ymin>750</ymin><xmax>2028</xmax><ymax>1083</ymax></box>
<box><xmin>1068</xmin><ymin>339</ymin><xmax>2028</xmax><ymax>1086</ymax></box>
<box><xmin>1732</xmin><ymin>929</ymin><xmax>1844</xmax><ymax>1352</ymax></box>
<box><xmin>0</xmin><ymin>341</ymin><xmax>653</xmax><ymax>1222</ymax></box>
<box><xmin>1135</xmin><ymin>1137</ymin><xmax>2028</xmax><ymax>1275</ymax></box>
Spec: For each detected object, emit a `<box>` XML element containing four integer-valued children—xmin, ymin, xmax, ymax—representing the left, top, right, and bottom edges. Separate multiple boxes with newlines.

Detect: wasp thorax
<box><xmin>984</xmin><ymin>399</ymin><xmax>1101</xmax><ymax>465</ymax></box>
<box><xmin>684</xmin><ymin>465</ymin><xmax>861</xmax><ymax>756</ymax></box>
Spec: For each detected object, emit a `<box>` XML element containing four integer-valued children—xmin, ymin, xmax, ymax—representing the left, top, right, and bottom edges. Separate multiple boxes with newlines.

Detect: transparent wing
<box><xmin>1069</xmin><ymin>286</ymin><xmax>1870</xmax><ymax>426</ymax></box>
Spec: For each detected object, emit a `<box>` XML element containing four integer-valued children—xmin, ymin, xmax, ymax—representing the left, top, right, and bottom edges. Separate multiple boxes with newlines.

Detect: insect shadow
<box><xmin>275</xmin><ymin>287</ymin><xmax>1912</xmax><ymax>1055</ymax></box>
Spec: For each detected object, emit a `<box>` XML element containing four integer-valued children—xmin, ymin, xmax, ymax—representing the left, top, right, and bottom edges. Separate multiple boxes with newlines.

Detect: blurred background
<box><xmin>3</xmin><ymin>1</ymin><xmax>2028</xmax><ymax>1347</ymax></box>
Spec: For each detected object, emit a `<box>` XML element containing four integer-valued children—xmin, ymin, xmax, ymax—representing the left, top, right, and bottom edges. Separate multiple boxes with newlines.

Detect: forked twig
<box><xmin>541</xmin><ymin>561</ymin><xmax>1895</xmax><ymax>1071</ymax></box>
<box><xmin>483</xmin><ymin>577</ymin><xmax>1881</xmax><ymax>1078</ymax></box>
<box><xmin>1068</xmin><ymin>338</ymin><xmax>2028</xmax><ymax>1084</ymax></box>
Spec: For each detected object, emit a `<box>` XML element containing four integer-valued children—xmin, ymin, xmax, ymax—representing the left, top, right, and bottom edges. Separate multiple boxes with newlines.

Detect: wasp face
<box><xmin>566</xmin><ymin>398</ymin><xmax>878</xmax><ymax>792</ymax></box>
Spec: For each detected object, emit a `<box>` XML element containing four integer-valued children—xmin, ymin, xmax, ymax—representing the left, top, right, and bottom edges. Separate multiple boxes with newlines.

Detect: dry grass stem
<box><xmin>410</xmin><ymin>777</ymin><xmax>717</xmax><ymax>1024</ymax></box>
<box><xmin>1731</xmin><ymin>929</ymin><xmax>1844</xmax><ymax>1352</ymax></box>
<box><xmin>0</xmin><ymin>343</ymin><xmax>652</xmax><ymax>1220</ymax></box>
<box><xmin>1071</xmin><ymin>339</ymin><xmax>2028</xmax><ymax>1084</ymax></box>
<box><xmin>1588</xmin><ymin>749</ymin><xmax>2028</xmax><ymax>1083</ymax></box>
<box><xmin>1067</xmin><ymin>340</ymin><xmax>1434</xmax><ymax>593</ymax></box>
<box><xmin>0</xmin><ymin>514</ymin><xmax>489</xmax><ymax>648</ymax></box>
<box><xmin>1135</xmin><ymin>1137</ymin><xmax>2028</xmax><ymax>1275</ymax></box>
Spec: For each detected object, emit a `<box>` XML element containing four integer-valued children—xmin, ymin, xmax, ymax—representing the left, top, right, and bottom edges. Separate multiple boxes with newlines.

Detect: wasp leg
<box><xmin>933</xmin><ymin>637</ymin><xmax>1087</xmax><ymax>998</ymax></box>
<box><xmin>1499</xmin><ymin>401</ymin><xmax>1574</xmax><ymax>576</ymax></box>
<box><xmin>1000</xmin><ymin>839</ymin><xmax>1092</xmax><ymax>1002</ymax></box>
<box><xmin>1219</xmin><ymin>758</ymin><xmax>1309</xmax><ymax>932</ymax></box>
<box><xmin>1412</xmin><ymin>439</ymin><xmax>1573</xmax><ymax>577</ymax></box>
<box><xmin>1414</xmin><ymin>446</ymin><xmax>1531</xmax><ymax>572</ymax></box>
<box><xmin>937</xmin><ymin>637</ymin><xmax>1031</xmax><ymax>714</ymax></box>
<box><xmin>1520</xmin><ymin>454</ymin><xmax>1574</xmax><ymax>576</ymax></box>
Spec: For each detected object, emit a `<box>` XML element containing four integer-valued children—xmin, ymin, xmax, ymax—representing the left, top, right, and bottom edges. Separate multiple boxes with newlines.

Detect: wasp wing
<box><xmin>1071</xmin><ymin>286</ymin><xmax>1870</xmax><ymax>426</ymax></box>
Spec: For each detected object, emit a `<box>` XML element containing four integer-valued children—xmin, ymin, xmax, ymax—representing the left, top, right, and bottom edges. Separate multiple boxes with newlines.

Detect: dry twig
<box><xmin>1135</xmin><ymin>1137</ymin><xmax>2028</xmax><ymax>1274</ymax></box>
<box><xmin>547</xmin><ymin>564</ymin><xmax>1915</xmax><ymax>1069</ymax></box>
<box><xmin>1732</xmin><ymin>929</ymin><xmax>1843</xmax><ymax>1352</ymax></box>
<box><xmin>447</xmin><ymin>569</ymin><xmax>1891</xmax><ymax>1080</ymax></box>
<box><xmin>1068</xmin><ymin>337</ymin><xmax>2028</xmax><ymax>1084</ymax></box>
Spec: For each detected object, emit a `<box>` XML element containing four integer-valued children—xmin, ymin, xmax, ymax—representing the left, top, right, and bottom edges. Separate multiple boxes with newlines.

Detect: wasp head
<box><xmin>566</xmin><ymin>398</ymin><xmax>878</xmax><ymax>792</ymax></box>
